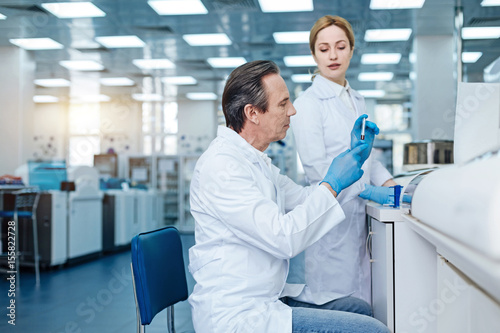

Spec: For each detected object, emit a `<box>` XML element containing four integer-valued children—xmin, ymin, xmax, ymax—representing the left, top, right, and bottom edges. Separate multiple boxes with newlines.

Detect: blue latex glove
<box><xmin>322</xmin><ymin>144</ymin><xmax>369</xmax><ymax>195</ymax></box>
<box><xmin>359</xmin><ymin>184</ymin><xmax>394</xmax><ymax>205</ymax></box>
<box><xmin>350</xmin><ymin>114</ymin><xmax>380</xmax><ymax>164</ymax></box>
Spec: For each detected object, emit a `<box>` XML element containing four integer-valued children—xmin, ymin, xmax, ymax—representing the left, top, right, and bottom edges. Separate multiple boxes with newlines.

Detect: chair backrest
<box><xmin>131</xmin><ymin>226</ymin><xmax>188</xmax><ymax>326</ymax></box>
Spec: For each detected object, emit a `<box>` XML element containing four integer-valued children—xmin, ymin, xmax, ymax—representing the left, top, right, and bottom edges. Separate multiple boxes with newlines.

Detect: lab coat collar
<box><xmin>217</xmin><ymin>126</ymin><xmax>266</xmax><ymax>165</ymax></box>
<box><xmin>312</xmin><ymin>75</ymin><xmax>363</xmax><ymax>102</ymax></box>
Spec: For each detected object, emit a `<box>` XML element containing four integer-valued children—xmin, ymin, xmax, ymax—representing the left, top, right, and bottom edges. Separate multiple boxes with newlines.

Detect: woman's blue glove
<box><xmin>322</xmin><ymin>144</ymin><xmax>369</xmax><ymax>195</ymax></box>
<box><xmin>350</xmin><ymin>114</ymin><xmax>379</xmax><ymax>164</ymax></box>
<box><xmin>359</xmin><ymin>184</ymin><xmax>394</xmax><ymax>205</ymax></box>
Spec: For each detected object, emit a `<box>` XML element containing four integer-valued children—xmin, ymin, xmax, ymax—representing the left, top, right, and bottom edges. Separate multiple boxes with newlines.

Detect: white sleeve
<box><xmin>193</xmin><ymin>154</ymin><xmax>345</xmax><ymax>260</ymax></box>
<box><xmin>291</xmin><ymin>96</ymin><xmax>331</xmax><ymax>185</ymax></box>
<box><xmin>370</xmin><ymin>158</ymin><xmax>393</xmax><ymax>186</ymax></box>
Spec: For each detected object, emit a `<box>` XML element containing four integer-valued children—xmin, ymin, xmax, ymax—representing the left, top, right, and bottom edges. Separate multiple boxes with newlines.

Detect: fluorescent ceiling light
<box><xmin>364</xmin><ymin>29</ymin><xmax>412</xmax><ymax>42</ymax></box>
<box><xmin>358</xmin><ymin>90</ymin><xmax>386</xmax><ymax>98</ymax></box>
<box><xmin>9</xmin><ymin>38</ymin><xmax>63</xmax><ymax>50</ymax></box>
<box><xmin>361</xmin><ymin>53</ymin><xmax>402</xmax><ymax>64</ymax></box>
<box><xmin>0</xmin><ymin>13</ymin><xmax>6</xmax><ymax>19</ymax></box>
<box><xmin>207</xmin><ymin>57</ymin><xmax>246</xmax><ymax>68</ymax></box>
<box><xmin>95</xmin><ymin>36</ymin><xmax>145</xmax><ymax>48</ymax></box>
<box><xmin>283</xmin><ymin>55</ymin><xmax>316</xmax><ymax>67</ymax></box>
<box><xmin>291</xmin><ymin>74</ymin><xmax>313</xmax><ymax>83</ymax></box>
<box><xmin>481</xmin><ymin>0</ymin><xmax>500</xmax><ymax>6</ymax></box>
<box><xmin>72</xmin><ymin>95</ymin><xmax>111</xmax><ymax>103</ymax></box>
<box><xmin>186</xmin><ymin>92</ymin><xmax>217</xmax><ymax>100</ymax></box>
<box><xmin>258</xmin><ymin>0</ymin><xmax>313</xmax><ymax>12</ymax></box>
<box><xmin>162</xmin><ymin>76</ymin><xmax>197</xmax><ymax>85</ymax></box>
<box><xmin>462</xmin><ymin>52</ymin><xmax>483</xmax><ymax>63</ymax></box>
<box><xmin>148</xmin><ymin>0</ymin><xmax>208</xmax><ymax>15</ymax></box>
<box><xmin>358</xmin><ymin>72</ymin><xmax>394</xmax><ymax>81</ymax></box>
<box><xmin>273</xmin><ymin>31</ymin><xmax>310</xmax><ymax>44</ymax></box>
<box><xmin>183</xmin><ymin>33</ymin><xmax>231</xmax><ymax>46</ymax></box>
<box><xmin>132</xmin><ymin>93</ymin><xmax>164</xmax><ymax>102</ymax></box>
<box><xmin>100</xmin><ymin>77</ymin><xmax>135</xmax><ymax>86</ymax></box>
<box><xmin>462</xmin><ymin>27</ymin><xmax>500</xmax><ymax>39</ymax></box>
<box><xmin>34</xmin><ymin>78</ymin><xmax>71</xmax><ymax>87</ymax></box>
<box><xmin>59</xmin><ymin>60</ymin><xmax>104</xmax><ymax>71</ymax></box>
<box><xmin>370</xmin><ymin>0</ymin><xmax>425</xmax><ymax>9</ymax></box>
<box><xmin>41</xmin><ymin>2</ymin><xmax>106</xmax><ymax>18</ymax></box>
<box><xmin>133</xmin><ymin>59</ymin><xmax>176</xmax><ymax>69</ymax></box>
<box><xmin>34</xmin><ymin>95</ymin><xmax>59</xmax><ymax>103</ymax></box>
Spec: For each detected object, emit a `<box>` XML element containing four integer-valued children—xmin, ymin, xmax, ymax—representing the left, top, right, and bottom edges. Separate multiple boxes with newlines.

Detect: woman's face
<box><xmin>312</xmin><ymin>25</ymin><xmax>353</xmax><ymax>86</ymax></box>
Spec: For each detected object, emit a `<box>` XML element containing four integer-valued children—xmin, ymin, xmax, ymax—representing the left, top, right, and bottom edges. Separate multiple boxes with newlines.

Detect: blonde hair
<box><xmin>309</xmin><ymin>15</ymin><xmax>355</xmax><ymax>55</ymax></box>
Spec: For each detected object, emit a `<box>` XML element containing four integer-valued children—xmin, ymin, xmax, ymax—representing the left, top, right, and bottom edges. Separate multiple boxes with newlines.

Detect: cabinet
<box><xmin>368</xmin><ymin>203</ymin><xmax>437</xmax><ymax>333</ymax></box>
<box><xmin>155</xmin><ymin>154</ymin><xmax>201</xmax><ymax>232</ymax></box>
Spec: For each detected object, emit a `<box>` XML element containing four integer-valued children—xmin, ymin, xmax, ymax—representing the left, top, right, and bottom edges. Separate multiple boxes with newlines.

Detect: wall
<box><xmin>0</xmin><ymin>46</ymin><xmax>36</xmax><ymax>175</ymax></box>
<box><xmin>177</xmin><ymin>100</ymin><xmax>218</xmax><ymax>154</ymax></box>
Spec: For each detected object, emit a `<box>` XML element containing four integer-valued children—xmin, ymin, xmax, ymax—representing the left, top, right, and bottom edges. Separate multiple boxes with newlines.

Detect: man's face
<box><xmin>258</xmin><ymin>73</ymin><xmax>296</xmax><ymax>143</ymax></box>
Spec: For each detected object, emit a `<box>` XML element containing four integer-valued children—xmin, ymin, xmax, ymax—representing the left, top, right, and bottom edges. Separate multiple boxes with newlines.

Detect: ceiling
<box><xmin>0</xmin><ymin>0</ymin><xmax>499</xmax><ymax>103</ymax></box>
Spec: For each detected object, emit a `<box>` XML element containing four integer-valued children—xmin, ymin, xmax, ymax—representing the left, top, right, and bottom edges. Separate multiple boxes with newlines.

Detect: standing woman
<box><xmin>289</xmin><ymin>15</ymin><xmax>397</xmax><ymax>310</ymax></box>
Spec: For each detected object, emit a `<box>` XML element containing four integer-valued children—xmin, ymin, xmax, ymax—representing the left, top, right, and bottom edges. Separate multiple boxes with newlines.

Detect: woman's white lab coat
<box><xmin>290</xmin><ymin>74</ymin><xmax>392</xmax><ymax>305</ymax></box>
<box><xmin>188</xmin><ymin>126</ymin><xmax>347</xmax><ymax>333</ymax></box>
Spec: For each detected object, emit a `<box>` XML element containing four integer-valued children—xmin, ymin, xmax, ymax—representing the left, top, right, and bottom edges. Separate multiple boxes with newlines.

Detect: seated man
<box><xmin>188</xmin><ymin>60</ymin><xmax>389</xmax><ymax>333</ymax></box>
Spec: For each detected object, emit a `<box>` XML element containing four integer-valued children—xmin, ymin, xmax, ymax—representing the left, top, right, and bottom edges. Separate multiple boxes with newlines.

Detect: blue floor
<box><xmin>0</xmin><ymin>234</ymin><xmax>196</xmax><ymax>333</ymax></box>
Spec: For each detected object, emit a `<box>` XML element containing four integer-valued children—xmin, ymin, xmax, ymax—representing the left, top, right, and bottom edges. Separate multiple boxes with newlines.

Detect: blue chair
<box><xmin>131</xmin><ymin>226</ymin><xmax>189</xmax><ymax>333</ymax></box>
<box><xmin>0</xmin><ymin>188</ymin><xmax>40</xmax><ymax>287</ymax></box>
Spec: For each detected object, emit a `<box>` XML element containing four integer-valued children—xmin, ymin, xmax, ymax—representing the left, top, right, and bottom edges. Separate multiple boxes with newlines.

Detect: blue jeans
<box><xmin>284</xmin><ymin>296</ymin><xmax>389</xmax><ymax>333</ymax></box>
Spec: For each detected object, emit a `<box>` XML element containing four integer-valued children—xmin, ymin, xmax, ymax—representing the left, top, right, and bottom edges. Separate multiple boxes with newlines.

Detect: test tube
<box><xmin>360</xmin><ymin>117</ymin><xmax>366</xmax><ymax>140</ymax></box>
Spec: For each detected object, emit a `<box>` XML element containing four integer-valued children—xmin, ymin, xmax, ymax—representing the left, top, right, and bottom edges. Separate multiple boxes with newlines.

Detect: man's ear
<box><xmin>244</xmin><ymin>104</ymin><xmax>259</xmax><ymax>125</ymax></box>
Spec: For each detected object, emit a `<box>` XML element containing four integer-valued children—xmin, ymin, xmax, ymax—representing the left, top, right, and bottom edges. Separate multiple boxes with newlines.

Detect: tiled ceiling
<box><xmin>0</xmin><ymin>0</ymin><xmax>498</xmax><ymax>103</ymax></box>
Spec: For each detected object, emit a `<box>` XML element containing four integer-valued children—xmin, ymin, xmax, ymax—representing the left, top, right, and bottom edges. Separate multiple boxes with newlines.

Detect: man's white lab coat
<box><xmin>188</xmin><ymin>126</ymin><xmax>346</xmax><ymax>333</ymax></box>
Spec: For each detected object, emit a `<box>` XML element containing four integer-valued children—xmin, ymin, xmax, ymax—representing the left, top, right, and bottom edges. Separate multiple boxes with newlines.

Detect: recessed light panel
<box><xmin>358</xmin><ymin>90</ymin><xmax>386</xmax><ymax>98</ymax></box>
<box><xmin>95</xmin><ymin>36</ymin><xmax>145</xmax><ymax>48</ymax></box>
<box><xmin>133</xmin><ymin>59</ymin><xmax>176</xmax><ymax>70</ymax></box>
<box><xmin>34</xmin><ymin>95</ymin><xmax>59</xmax><ymax>103</ymax></box>
<box><xmin>370</xmin><ymin>0</ymin><xmax>425</xmax><ymax>9</ymax></box>
<box><xmin>34</xmin><ymin>79</ymin><xmax>71</xmax><ymax>87</ymax></box>
<box><xmin>258</xmin><ymin>0</ymin><xmax>313</xmax><ymax>12</ymax></box>
<box><xmin>358</xmin><ymin>72</ymin><xmax>394</xmax><ymax>81</ymax></box>
<box><xmin>0</xmin><ymin>13</ymin><xmax>6</xmax><ymax>19</ymax></box>
<box><xmin>186</xmin><ymin>92</ymin><xmax>217</xmax><ymax>100</ymax></box>
<box><xmin>481</xmin><ymin>0</ymin><xmax>500</xmax><ymax>6</ymax></box>
<box><xmin>462</xmin><ymin>52</ymin><xmax>483</xmax><ymax>63</ymax></box>
<box><xmin>283</xmin><ymin>55</ymin><xmax>316</xmax><ymax>67</ymax></box>
<box><xmin>59</xmin><ymin>60</ymin><xmax>104</xmax><ymax>71</ymax></box>
<box><xmin>42</xmin><ymin>2</ymin><xmax>106</xmax><ymax>18</ymax></box>
<box><xmin>9</xmin><ymin>38</ymin><xmax>63</xmax><ymax>50</ymax></box>
<box><xmin>162</xmin><ymin>76</ymin><xmax>197</xmax><ymax>85</ymax></box>
<box><xmin>361</xmin><ymin>53</ymin><xmax>402</xmax><ymax>64</ymax></box>
<box><xmin>462</xmin><ymin>27</ymin><xmax>500</xmax><ymax>39</ymax></box>
<box><xmin>364</xmin><ymin>29</ymin><xmax>412</xmax><ymax>42</ymax></box>
<box><xmin>207</xmin><ymin>57</ymin><xmax>246</xmax><ymax>68</ymax></box>
<box><xmin>132</xmin><ymin>93</ymin><xmax>164</xmax><ymax>102</ymax></box>
<box><xmin>148</xmin><ymin>0</ymin><xmax>208</xmax><ymax>15</ymax></box>
<box><xmin>100</xmin><ymin>77</ymin><xmax>135</xmax><ymax>86</ymax></box>
<box><xmin>183</xmin><ymin>33</ymin><xmax>231</xmax><ymax>46</ymax></box>
<box><xmin>273</xmin><ymin>31</ymin><xmax>310</xmax><ymax>44</ymax></box>
<box><xmin>291</xmin><ymin>74</ymin><xmax>313</xmax><ymax>83</ymax></box>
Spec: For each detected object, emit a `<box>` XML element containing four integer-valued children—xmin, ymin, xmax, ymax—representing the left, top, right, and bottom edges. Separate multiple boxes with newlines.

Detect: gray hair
<box><xmin>222</xmin><ymin>60</ymin><xmax>280</xmax><ymax>133</ymax></box>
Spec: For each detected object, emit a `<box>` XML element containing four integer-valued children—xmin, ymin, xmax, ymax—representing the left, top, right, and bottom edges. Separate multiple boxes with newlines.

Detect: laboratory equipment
<box><xmin>66</xmin><ymin>166</ymin><xmax>103</xmax><ymax>261</ymax></box>
<box><xmin>403</xmin><ymin>140</ymin><xmax>453</xmax><ymax>171</ymax></box>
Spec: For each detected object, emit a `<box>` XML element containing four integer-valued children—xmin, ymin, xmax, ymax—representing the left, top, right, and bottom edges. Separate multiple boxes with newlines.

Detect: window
<box><xmin>68</xmin><ymin>104</ymin><xmax>100</xmax><ymax>166</ymax></box>
<box><xmin>142</xmin><ymin>102</ymin><xmax>178</xmax><ymax>155</ymax></box>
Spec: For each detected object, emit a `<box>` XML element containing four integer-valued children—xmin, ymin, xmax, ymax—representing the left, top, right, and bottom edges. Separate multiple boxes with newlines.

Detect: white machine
<box><xmin>368</xmin><ymin>82</ymin><xmax>500</xmax><ymax>332</ymax></box>
<box><xmin>67</xmin><ymin>166</ymin><xmax>103</xmax><ymax>260</ymax></box>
